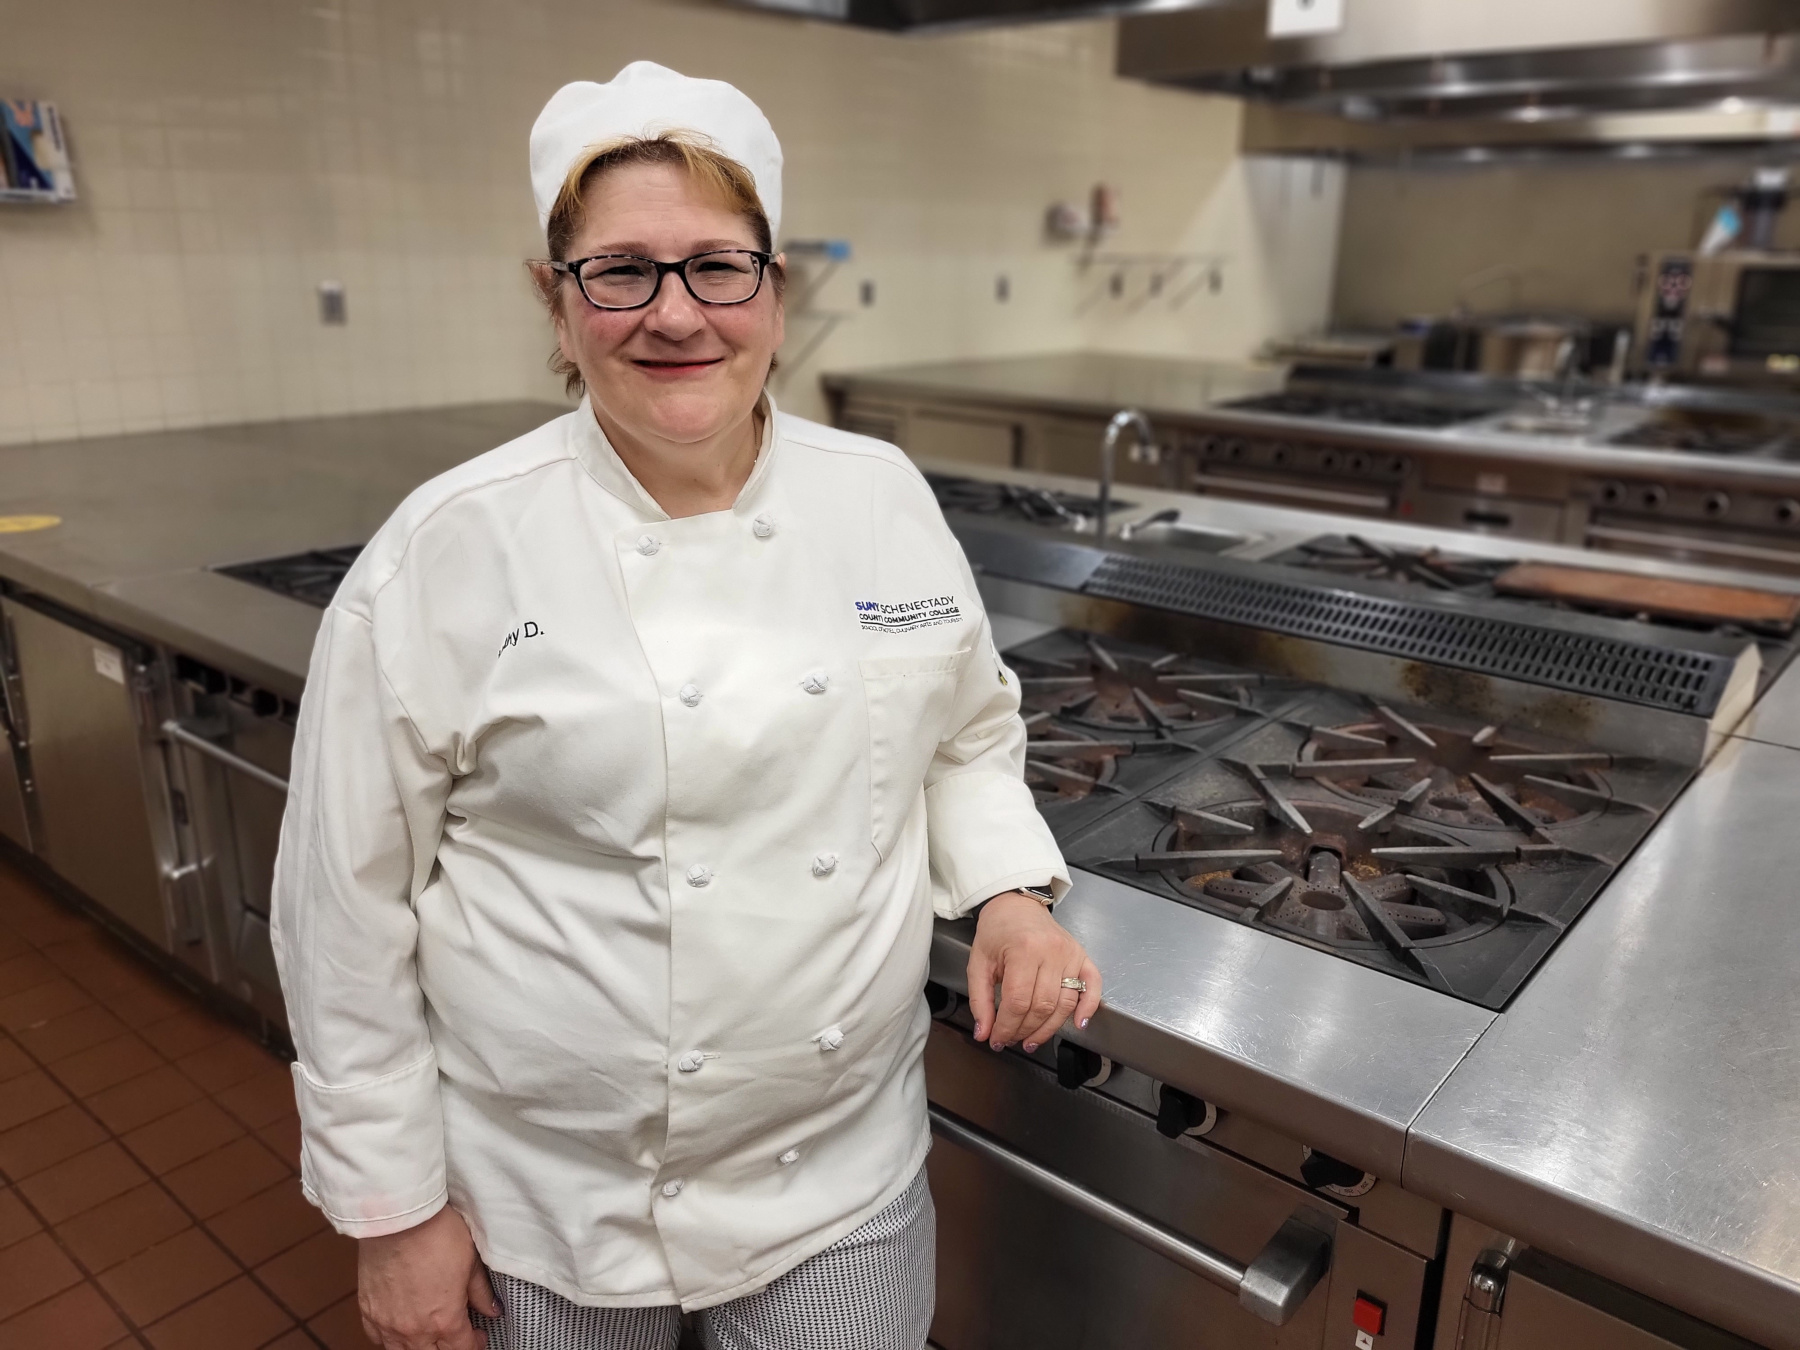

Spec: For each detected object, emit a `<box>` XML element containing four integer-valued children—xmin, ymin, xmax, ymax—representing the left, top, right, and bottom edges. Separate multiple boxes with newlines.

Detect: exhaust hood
<box><xmin>1115</xmin><ymin>0</ymin><xmax>1800</xmax><ymax>152</ymax></box>
<box><xmin>725</xmin><ymin>0</ymin><xmax>1218</xmax><ymax>31</ymax></box>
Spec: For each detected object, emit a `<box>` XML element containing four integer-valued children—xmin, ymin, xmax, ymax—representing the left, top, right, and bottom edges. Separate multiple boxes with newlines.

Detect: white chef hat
<box><xmin>529</xmin><ymin>61</ymin><xmax>784</xmax><ymax>242</ymax></box>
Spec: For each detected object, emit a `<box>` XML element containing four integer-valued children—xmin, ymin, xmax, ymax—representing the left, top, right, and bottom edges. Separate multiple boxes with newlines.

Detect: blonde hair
<box><xmin>532</xmin><ymin>131</ymin><xmax>783</xmax><ymax>396</ymax></box>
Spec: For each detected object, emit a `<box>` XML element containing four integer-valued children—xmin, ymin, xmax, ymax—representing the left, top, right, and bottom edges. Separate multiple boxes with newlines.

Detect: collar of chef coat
<box><xmin>571</xmin><ymin>393</ymin><xmax>779</xmax><ymax>520</ymax></box>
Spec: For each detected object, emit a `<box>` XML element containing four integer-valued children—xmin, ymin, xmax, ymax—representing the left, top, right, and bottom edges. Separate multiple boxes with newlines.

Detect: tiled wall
<box><xmin>1334</xmin><ymin>154</ymin><xmax>1800</xmax><ymax>329</ymax></box>
<box><xmin>0</xmin><ymin>0</ymin><xmax>1343</xmax><ymax>444</ymax></box>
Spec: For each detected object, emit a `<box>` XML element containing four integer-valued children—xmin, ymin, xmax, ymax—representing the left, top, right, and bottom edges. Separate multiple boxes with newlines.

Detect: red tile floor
<box><xmin>0</xmin><ymin>860</ymin><xmax>362</xmax><ymax>1348</ymax></box>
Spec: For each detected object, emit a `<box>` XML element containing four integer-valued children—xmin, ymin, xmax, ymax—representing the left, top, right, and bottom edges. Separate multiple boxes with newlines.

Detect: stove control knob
<box><xmin>1154</xmin><ymin>1084</ymin><xmax>1217</xmax><ymax>1139</ymax></box>
<box><xmin>1268</xmin><ymin>442</ymin><xmax>1291</xmax><ymax>466</ymax></box>
<box><xmin>1599</xmin><ymin>481</ymin><xmax>1626</xmax><ymax>506</ymax></box>
<box><xmin>923</xmin><ymin>981</ymin><xmax>960</xmax><ymax>1021</ymax></box>
<box><xmin>1318</xmin><ymin>448</ymin><xmax>1341</xmax><ymax>472</ymax></box>
<box><xmin>1778</xmin><ymin>498</ymin><xmax>1800</xmax><ymax>526</ymax></box>
<box><xmin>1054</xmin><ymin>1041</ymin><xmax>1111</xmax><ymax>1091</ymax></box>
<box><xmin>1704</xmin><ymin>491</ymin><xmax>1731</xmax><ymax>517</ymax></box>
<box><xmin>1300</xmin><ymin>1147</ymin><xmax>1371</xmax><ymax>1195</ymax></box>
<box><xmin>1639</xmin><ymin>485</ymin><xmax>1668</xmax><ymax>511</ymax></box>
<box><xmin>1346</xmin><ymin>452</ymin><xmax>1369</xmax><ymax>475</ymax></box>
<box><xmin>1223</xmin><ymin>438</ymin><xmax>1247</xmax><ymax>461</ymax></box>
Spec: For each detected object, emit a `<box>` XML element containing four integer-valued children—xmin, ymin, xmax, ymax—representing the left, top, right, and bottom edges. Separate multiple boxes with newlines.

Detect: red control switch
<box><xmin>1352</xmin><ymin>1293</ymin><xmax>1387</xmax><ymax>1335</ymax></box>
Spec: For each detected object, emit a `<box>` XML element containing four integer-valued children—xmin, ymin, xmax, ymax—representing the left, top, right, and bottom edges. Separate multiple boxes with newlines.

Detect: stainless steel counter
<box><xmin>0</xmin><ymin>401</ymin><xmax>563</xmax><ymax>696</ymax></box>
<box><xmin>1407</xmin><ymin>734</ymin><xmax>1800</xmax><ymax>1350</ymax></box>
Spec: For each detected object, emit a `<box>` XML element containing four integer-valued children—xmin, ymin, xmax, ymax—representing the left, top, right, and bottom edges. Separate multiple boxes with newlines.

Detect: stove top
<box><xmin>1607</xmin><ymin>409</ymin><xmax>1798</xmax><ymax>457</ymax></box>
<box><xmin>926</xmin><ymin>472</ymin><xmax>1131</xmax><ymax>528</ymax></box>
<box><xmin>217</xmin><ymin>546</ymin><xmax>364</xmax><ymax>608</ymax></box>
<box><xmin>1268</xmin><ymin>534</ymin><xmax>1800</xmax><ymax>679</ymax></box>
<box><xmin>1219</xmin><ymin>391</ymin><xmax>1499</xmax><ymax>430</ymax></box>
<box><xmin>1012</xmin><ymin>629</ymin><xmax>1693</xmax><ymax>1007</ymax></box>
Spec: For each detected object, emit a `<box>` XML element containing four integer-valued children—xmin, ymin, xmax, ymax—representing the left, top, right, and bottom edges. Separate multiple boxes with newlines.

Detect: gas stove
<box><xmin>1007</xmin><ymin>628</ymin><xmax>1691</xmax><ymax>1008</ymax></box>
<box><xmin>217</xmin><ymin>546</ymin><xmax>364</xmax><ymax>608</ymax></box>
<box><xmin>926</xmin><ymin>472</ymin><xmax>1131</xmax><ymax>529</ymax></box>
<box><xmin>1219</xmin><ymin>391</ymin><xmax>1499</xmax><ymax>430</ymax></box>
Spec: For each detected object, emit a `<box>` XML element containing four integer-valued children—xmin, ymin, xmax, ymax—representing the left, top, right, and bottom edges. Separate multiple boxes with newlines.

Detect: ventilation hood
<box><xmin>725</xmin><ymin>0</ymin><xmax>1216</xmax><ymax>31</ymax></box>
<box><xmin>1115</xmin><ymin>0</ymin><xmax>1800</xmax><ymax>152</ymax></box>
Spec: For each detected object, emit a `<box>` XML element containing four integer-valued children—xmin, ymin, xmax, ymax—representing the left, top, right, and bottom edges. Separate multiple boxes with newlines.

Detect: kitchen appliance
<box><xmin>1636</xmin><ymin>249</ymin><xmax>1800</xmax><ymax>383</ymax></box>
<box><xmin>923</xmin><ymin>472</ymin><xmax>1132</xmax><ymax>531</ymax></box>
<box><xmin>216</xmin><ymin>545</ymin><xmax>364</xmax><ymax>608</ymax></box>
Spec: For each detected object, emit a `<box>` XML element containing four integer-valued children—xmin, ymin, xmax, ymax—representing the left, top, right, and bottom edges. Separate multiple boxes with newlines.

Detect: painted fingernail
<box><xmin>1023</xmin><ymin>1042</ymin><xmax>1038</xmax><ymax>1054</ymax></box>
<box><xmin>991</xmin><ymin>1041</ymin><xmax>1005</xmax><ymax>1052</ymax></box>
<box><xmin>1079</xmin><ymin>1017</ymin><xmax>1090</xmax><ymax>1029</ymax></box>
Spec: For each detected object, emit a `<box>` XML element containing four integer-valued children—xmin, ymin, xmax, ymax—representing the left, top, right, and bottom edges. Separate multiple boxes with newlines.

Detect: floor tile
<box><xmin>164</xmin><ymin>1135</ymin><xmax>290</xmax><ymax>1219</ymax></box>
<box><xmin>139</xmin><ymin>1008</ymin><xmax>236</xmax><ymax>1061</ymax></box>
<box><xmin>306</xmin><ymin>1292</ymin><xmax>369</xmax><ymax>1350</ymax></box>
<box><xmin>52</xmin><ymin>1033</ymin><xmax>165</xmax><ymax>1099</ymax></box>
<box><xmin>0</xmin><ymin>1102</ymin><xmax>108</xmax><ymax>1179</ymax></box>
<box><xmin>144</xmin><ymin>1275</ymin><xmax>293</xmax><ymax>1350</ymax></box>
<box><xmin>0</xmin><ymin>977</ymin><xmax>93</xmax><ymax>1034</ymax></box>
<box><xmin>0</xmin><ymin>1069</ymin><xmax>71</xmax><ymax>1132</ymax></box>
<box><xmin>263</xmin><ymin>1330</ymin><xmax>319</xmax><ymax>1350</ymax></box>
<box><xmin>97</xmin><ymin>1224</ymin><xmax>238</xmax><ymax>1327</ymax></box>
<box><xmin>204</xmin><ymin>1180</ymin><xmax>326</xmax><ymax>1267</ymax></box>
<box><xmin>0</xmin><ymin>1038</ymin><xmax>29</xmax><ymax>1084</ymax></box>
<box><xmin>0</xmin><ymin>1281</ymin><xmax>128</xmax><ymax>1350</ymax></box>
<box><xmin>0</xmin><ymin>929</ymin><xmax>28</xmax><ymax>962</ymax></box>
<box><xmin>255</xmin><ymin>1227</ymin><xmax>357</xmax><ymax>1320</ymax></box>
<box><xmin>11</xmin><ymin>1003</ymin><xmax>129</xmax><ymax>1064</ymax></box>
<box><xmin>0</xmin><ymin>953</ymin><xmax>58</xmax><ymax>1000</ymax></box>
<box><xmin>122</xmin><ymin>1098</ymin><xmax>245</xmax><ymax>1176</ymax></box>
<box><xmin>0</xmin><ymin>891</ymin><xmax>90</xmax><ymax>950</ymax></box>
<box><xmin>214</xmin><ymin>1066</ymin><xmax>298</xmax><ymax>1131</ymax></box>
<box><xmin>85</xmin><ymin>1064</ymin><xmax>204</xmax><ymax>1135</ymax></box>
<box><xmin>54</xmin><ymin>1183</ymin><xmax>191</xmax><ymax>1273</ymax></box>
<box><xmin>0</xmin><ymin>1189</ymin><xmax>41</xmax><ymax>1248</ymax></box>
<box><xmin>177</xmin><ymin>1036</ymin><xmax>281</xmax><ymax>1095</ymax></box>
<box><xmin>16</xmin><ymin>1141</ymin><xmax>149</xmax><ymax>1224</ymax></box>
<box><xmin>256</xmin><ymin>1115</ymin><xmax>302</xmax><ymax>1171</ymax></box>
<box><xmin>99</xmin><ymin>979</ymin><xmax>190</xmax><ymax>1028</ymax></box>
<box><xmin>0</xmin><ymin>1230</ymin><xmax>82</xmax><ymax>1320</ymax></box>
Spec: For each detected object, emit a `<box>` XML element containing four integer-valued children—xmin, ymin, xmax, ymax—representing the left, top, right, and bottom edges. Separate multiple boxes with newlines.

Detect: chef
<box><xmin>271</xmin><ymin>61</ymin><xmax>1100</xmax><ymax>1350</ymax></box>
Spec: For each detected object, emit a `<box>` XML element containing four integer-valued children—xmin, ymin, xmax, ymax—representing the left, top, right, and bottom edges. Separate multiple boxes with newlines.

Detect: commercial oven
<box><xmin>163</xmin><ymin>656</ymin><xmax>296</xmax><ymax>1031</ymax></box>
<box><xmin>924</xmin><ymin>1011</ymin><xmax>1433</xmax><ymax>1350</ymax></box>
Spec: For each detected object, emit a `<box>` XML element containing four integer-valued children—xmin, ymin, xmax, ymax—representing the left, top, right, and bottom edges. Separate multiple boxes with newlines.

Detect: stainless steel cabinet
<box><xmin>0</xmin><ymin>597</ymin><xmax>171</xmax><ymax>947</ymax></box>
<box><xmin>0</xmin><ymin>610</ymin><xmax>30</xmax><ymax>850</ymax></box>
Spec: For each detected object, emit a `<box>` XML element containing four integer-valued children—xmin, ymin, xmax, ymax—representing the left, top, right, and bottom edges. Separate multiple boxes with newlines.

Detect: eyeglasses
<box><xmin>547</xmin><ymin>249</ymin><xmax>773</xmax><ymax>311</ymax></box>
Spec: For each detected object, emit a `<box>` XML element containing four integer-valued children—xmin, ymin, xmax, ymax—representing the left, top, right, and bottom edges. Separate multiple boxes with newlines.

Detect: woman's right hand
<box><xmin>357</xmin><ymin>1204</ymin><xmax>499</xmax><ymax>1349</ymax></box>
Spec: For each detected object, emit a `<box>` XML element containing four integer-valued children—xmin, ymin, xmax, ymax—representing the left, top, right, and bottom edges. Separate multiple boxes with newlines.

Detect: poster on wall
<box><xmin>1</xmin><ymin>101</ymin><xmax>76</xmax><ymax>203</ymax></box>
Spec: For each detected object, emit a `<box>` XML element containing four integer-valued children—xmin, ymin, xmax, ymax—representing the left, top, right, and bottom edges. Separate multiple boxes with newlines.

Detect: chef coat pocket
<box><xmin>860</xmin><ymin>650</ymin><xmax>967</xmax><ymax>860</ymax></box>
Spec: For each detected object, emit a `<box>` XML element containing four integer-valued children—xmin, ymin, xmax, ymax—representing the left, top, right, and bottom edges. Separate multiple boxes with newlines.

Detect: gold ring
<box><xmin>1060</xmin><ymin>977</ymin><xmax>1087</xmax><ymax>992</ymax></box>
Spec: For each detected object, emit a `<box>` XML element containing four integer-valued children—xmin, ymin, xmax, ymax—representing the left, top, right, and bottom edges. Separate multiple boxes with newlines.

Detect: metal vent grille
<box><xmin>1084</xmin><ymin>556</ymin><xmax>1735</xmax><ymax>714</ymax></box>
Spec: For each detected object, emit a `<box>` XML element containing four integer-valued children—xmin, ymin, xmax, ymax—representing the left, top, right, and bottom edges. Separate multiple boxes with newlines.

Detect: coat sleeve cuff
<box><xmin>291</xmin><ymin>1053</ymin><xmax>449</xmax><ymax>1238</ymax></box>
<box><xmin>925</xmin><ymin>770</ymin><xmax>1070</xmax><ymax>920</ymax></box>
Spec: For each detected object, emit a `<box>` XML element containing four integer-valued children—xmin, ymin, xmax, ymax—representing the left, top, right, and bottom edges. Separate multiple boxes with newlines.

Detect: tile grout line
<box><xmin>1</xmin><ymin>952</ymin><xmax>333</xmax><ymax>1349</ymax></box>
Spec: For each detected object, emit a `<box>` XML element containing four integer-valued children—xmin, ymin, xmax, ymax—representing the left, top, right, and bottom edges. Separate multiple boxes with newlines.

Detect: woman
<box><xmin>273</xmin><ymin>61</ymin><xmax>1100</xmax><ymax>1350</ymax></box>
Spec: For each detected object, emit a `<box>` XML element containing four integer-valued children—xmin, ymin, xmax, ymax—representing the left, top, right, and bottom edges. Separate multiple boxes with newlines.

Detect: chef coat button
<box><xmin>778</xmin><ymin>1148</ymin><xmax>800</xmax><ymax>1166</ymax></box>
<box><xmin>679</xmin><ymin>683</ymin><xmax>702</xmax><ymax>707</ymax></box>
<box><xmin>686</xmin><ymin>864</ymin><xmax>712</xmax><ymax>888</ymax></box>
<box><xmin>636</xmin><ymin>534</ymin><xmax>661</xmax><ymax>556</ymax></box>
<box><xmin>801</xmin><ymin>670</ymin><xmax>830</xmax><ymax>695</ymax></box>
<box><xmin>662</xmin><ymin>1179</ymin><xmax>684</xmax><ymax>1198</ymax></box>
<box><xmin>816</xmin><ymin>1025</ymin><xmax>845</xmax><ymax>1051</ymax></box>
<box><xmin>676</xmin><ymin>1051</ymin><xmax>705</xmax><ymax>1073</ymax></box>
<box><xmin>811</xmin><ymin>853</ymin><xmax>838</xmax><ymax>878</ymax></box>
<box><xmin>752</xmin><ymin>513</ymin><xmax>775</xmax><ymax>539</ymax></box>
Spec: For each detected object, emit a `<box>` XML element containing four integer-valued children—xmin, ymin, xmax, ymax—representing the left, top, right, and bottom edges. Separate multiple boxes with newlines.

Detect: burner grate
<box><xmin>217</xmin><ymin>546</ymin><xmax>365</xmax><ymax>609</ymax></box>
<box><xmin>1082</xmin><ymin>556</ymin><xmax>1736</xmax><ymax>715</ymax></box>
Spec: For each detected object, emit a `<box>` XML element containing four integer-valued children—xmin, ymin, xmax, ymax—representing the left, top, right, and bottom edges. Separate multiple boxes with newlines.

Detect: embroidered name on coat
<box><xmin>497</xmin><ymin>621</ymin><xmax>544</xmax><ymax>657</ymax></box>
<box><xmin>855</xmin><ymin>596</ymin><xmax>961</xmax><ymax>633</ymax></box>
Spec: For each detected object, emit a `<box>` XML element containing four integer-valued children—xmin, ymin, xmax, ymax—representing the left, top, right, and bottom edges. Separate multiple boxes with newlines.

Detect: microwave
<box><xmin>1635</xmin><ymin>249</ymin><xmax>1800</xmax><ymax>383</ymax></box>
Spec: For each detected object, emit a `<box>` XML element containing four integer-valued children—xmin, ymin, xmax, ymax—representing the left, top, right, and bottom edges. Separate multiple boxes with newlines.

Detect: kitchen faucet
<box><xmin>1098</xmin><ymin>409</ymin><xmax>1154</xmax><ymax>543</ymax></box>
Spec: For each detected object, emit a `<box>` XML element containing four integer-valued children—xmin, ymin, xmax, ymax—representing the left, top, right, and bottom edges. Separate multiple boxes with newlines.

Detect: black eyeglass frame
<box><xmin>547</xmin><ymin>249</ymin><xmax>775</xmax><ymax>311</ymax></box>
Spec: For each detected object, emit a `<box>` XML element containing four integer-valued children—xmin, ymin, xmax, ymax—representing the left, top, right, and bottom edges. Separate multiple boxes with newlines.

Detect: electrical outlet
<box><xmin>859</xmin><ymin>279</ymin><xmax>875</xmax><ymax>307</ymax></box>
<box><xmin>318</xmin><ymin>280</ymin><xmax>347</xmax><ymax>325</ymax></box>
<box><xmin>995</xmin><ymin>274</ymin><xmax>1010</xmax><ymax>302</ymax></box>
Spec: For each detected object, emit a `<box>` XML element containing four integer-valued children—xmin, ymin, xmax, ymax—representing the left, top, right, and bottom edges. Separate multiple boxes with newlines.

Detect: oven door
<box><xmin>925</xmin><ymin>1020</ymin><xmax>1426</xmax><ymax>1350</ymax></box>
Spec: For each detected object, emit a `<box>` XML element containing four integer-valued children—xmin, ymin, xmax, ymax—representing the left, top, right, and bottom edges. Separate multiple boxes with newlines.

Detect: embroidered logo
<box><xmin>497</xmin><ymin>620</ymin><xmax>544</xmax><ymax>658</ymax></box>
<box><xmin>855</xmin><ymin>596</ymin><xmax>962</xmax><ymax>633</ymax></box>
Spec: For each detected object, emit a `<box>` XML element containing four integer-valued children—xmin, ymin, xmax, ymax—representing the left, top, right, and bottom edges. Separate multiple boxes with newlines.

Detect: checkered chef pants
<box><xmin>471</xmin><ymin>1167</ymin><xmax>935</xmax><ymax>1350</ymax></box>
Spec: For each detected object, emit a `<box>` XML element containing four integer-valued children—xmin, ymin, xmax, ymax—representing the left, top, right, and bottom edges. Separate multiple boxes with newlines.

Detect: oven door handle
<box><xmin>162</xmin><ymin>719</ymin><xmax>291</xmax><ymax>795</ymax></box>
<box><xmin>927</xmin><ymin>1104</ymin><xmax>1332</xmax><ymax>1325</ymax></box>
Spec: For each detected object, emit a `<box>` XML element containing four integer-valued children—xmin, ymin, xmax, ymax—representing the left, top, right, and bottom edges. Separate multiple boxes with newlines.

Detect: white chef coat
<box><xmin>270</xmin><ymin>398</ymin><xmax>1069</xmax><ymax>1311</ymax></box>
